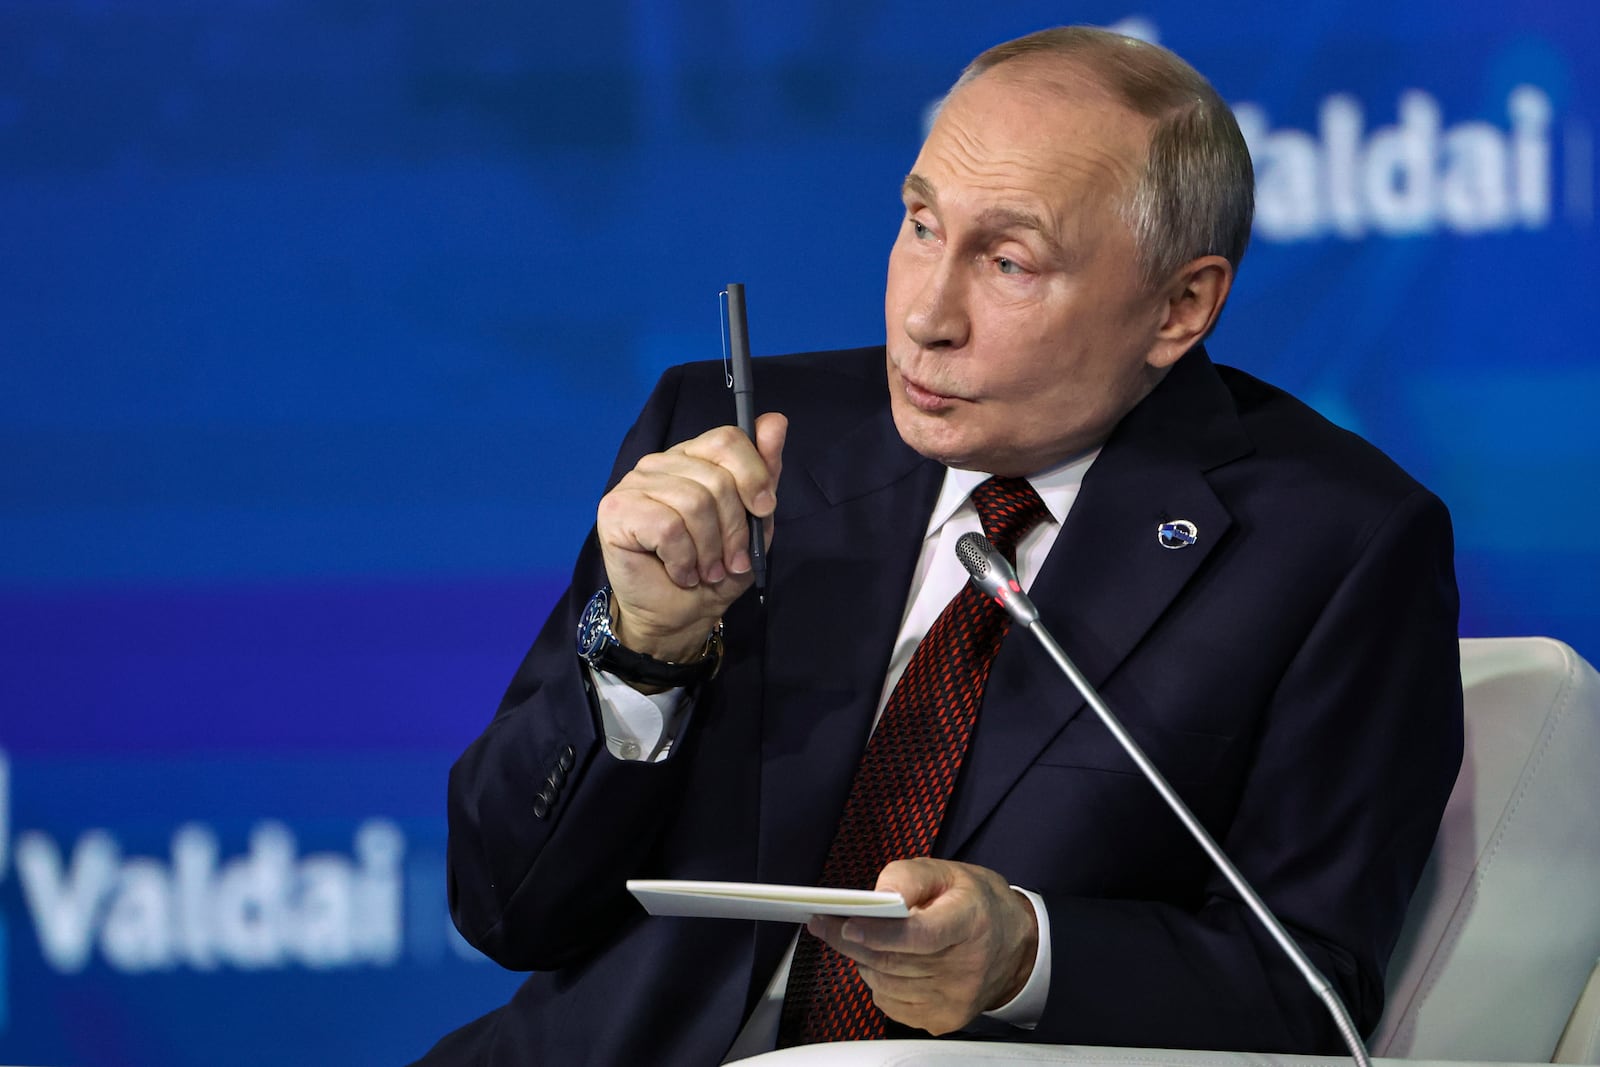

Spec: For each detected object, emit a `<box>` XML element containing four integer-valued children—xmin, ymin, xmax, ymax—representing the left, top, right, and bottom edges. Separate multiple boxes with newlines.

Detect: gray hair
<box><xmin>955</xmin><ymin>26</ymin><xmax>1254</xmax><ymax>290</ymax></box>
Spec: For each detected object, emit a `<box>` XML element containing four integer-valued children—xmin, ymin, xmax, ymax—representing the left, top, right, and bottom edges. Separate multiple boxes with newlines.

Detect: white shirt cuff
<box><xmin>588</xmin><ymin>666</ymin><xmax>687</xmax><ymax>762</ymax></box>
<box><xmin>981</xmin><ymin>887</ymin><xmax>1050</xmax><ymax>1030</ymax></box>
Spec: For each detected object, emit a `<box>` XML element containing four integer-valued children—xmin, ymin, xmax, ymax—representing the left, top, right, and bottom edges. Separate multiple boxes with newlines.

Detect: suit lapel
<box><xmin>937</xmin><ymin>348</ymin><xmax>1253</xmax><ymax>858</ymax></box>
<box><xmin>748</xmin><ymin>403</ymin><xmax>939</xmax><ymax>992</ymax></box>
<box><xmin>747</xmin><ymin>348</ymin><xmax>1251</xmax><ymax>965</ymax></box>
<box><xmin>755</xmin><ymin>405</ymin><xmax>941</xmax><ymax>888</ymax></box>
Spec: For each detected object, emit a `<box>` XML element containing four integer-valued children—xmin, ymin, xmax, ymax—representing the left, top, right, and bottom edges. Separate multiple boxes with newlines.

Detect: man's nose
<box><xmin>903</xmin><ymin>261</ymin><xmax>970</xmax><ymax>350</ymax></box>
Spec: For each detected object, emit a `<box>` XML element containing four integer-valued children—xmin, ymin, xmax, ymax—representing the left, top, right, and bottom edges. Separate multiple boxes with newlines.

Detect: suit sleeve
<box><xmin>1026</xmin><ymin>488</ymin><xmax>1462</xmax><ymax>1052</ymax></box>
<box><xmin>444</xmin><ymin>364</ymin><xmax>713</xmax><ymax>971</ymax></box>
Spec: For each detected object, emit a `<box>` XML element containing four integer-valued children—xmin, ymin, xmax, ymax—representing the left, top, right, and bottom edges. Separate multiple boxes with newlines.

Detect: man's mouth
<box><xmin>897</xmin><ymin>367</ymin><xmax>961</xmax><ymax>412</ymax></box>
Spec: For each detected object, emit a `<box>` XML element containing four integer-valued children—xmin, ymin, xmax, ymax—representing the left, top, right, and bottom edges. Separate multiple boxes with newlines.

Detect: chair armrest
<box><xmin>1556</xmin><ymin>958</ymin><xmax>1600</xmax><ymax>1064</ymax></box>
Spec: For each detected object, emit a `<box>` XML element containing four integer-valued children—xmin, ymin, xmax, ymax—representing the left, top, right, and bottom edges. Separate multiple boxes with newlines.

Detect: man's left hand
<box><xmin>806</xmin><ymin>858</ymin><xmax>1039</xmax><ymax>1035</ymax></box>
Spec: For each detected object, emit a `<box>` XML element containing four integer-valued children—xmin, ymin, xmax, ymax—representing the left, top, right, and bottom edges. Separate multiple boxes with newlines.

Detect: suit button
<box><xmin>549</xmin><ymin>764</ymin><xmax>568</xmax><ymax>789</ymax></box>
<box><xmin>533</xmin><ymin>794</ymin><xmax>551</xmax><ymax>819</ymax></box>
<box><xmin>558</xmin><ymin>744</ymin><xmax>577</xmax><ymax>772</ymax></box>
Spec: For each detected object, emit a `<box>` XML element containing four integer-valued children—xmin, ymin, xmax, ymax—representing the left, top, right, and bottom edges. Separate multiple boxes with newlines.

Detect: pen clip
<box><xmin>718</xmin><ymin>288</ymin><xmax>733</xmax><ymax>388</ymax></box>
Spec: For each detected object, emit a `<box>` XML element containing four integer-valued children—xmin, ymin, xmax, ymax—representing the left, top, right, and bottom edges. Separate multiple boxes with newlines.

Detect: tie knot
<box><xmin>969</xmin><ymin>476</ymin><xmax>1048</xmax><ymax>562</ymax></box>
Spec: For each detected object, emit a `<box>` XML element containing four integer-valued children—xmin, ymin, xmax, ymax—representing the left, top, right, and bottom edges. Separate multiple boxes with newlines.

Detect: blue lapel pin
<box><xmin>1158</xmin><ymin>519</ymin><xmax>1198</xmax><ymax>550</ymax></box>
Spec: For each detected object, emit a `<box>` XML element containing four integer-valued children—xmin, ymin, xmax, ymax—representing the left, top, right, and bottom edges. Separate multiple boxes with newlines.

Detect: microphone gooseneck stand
<box><xmin>955</xmin><ymin>531</ymin><xmax>1372</xmax><ymax>1067</ymax></box>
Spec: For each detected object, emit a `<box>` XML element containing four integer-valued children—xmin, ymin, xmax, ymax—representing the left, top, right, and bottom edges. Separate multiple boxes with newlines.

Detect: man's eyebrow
<box><xmin>973</xmin><ymin>206</ymin><xmax>1067</xmax><ymax>262</ymax></box>
<box><xmin>901</xmin><ymin>172</ymin><xmax>937</xmax><ymax>206</ymax></box>
<box><xmin>901</xmin><ymin>173</ymin><xmax>1062</xmax><ymax>253</ymax></box>
<box><xmin>902</xmin><ymin>173</ymin><xmax>1062</xmax><ymax>244</ymax></box>
<box><xmin>975</xmin><ymin>206</ymin><xmax>1057</xmax><ymax>244</ymax></box>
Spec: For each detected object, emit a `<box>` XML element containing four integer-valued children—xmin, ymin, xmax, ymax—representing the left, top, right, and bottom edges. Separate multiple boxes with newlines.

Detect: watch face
<box><xmin>576</xmin><ymin>588</ymin><xmax>613</xmax><ymax>661</ymax></box>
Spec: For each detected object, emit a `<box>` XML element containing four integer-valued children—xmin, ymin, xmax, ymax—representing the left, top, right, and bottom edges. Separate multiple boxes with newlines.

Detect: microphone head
<box><xmin>955</xmin><ymin>532</ymin><xmax>1039</xmax><ymax>625</ymax></box>
<box><xmin>955</xmin><ymin>531</ymin><xmax>998</xmax><ymax>581</ymax></box>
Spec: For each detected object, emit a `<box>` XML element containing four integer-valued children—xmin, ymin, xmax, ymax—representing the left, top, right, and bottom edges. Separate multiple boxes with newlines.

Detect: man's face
<box><xmin>884</xmin><ymin>64</ymin><xmax>1174</xmax><ymax>476</ymax></box>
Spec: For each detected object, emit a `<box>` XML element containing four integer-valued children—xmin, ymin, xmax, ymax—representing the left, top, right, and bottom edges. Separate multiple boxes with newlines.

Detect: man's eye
<box><xmin>996</xmin><ymin>257</ymin><xmax>1024</xmax><ymax>275</ymax></box>
<box><xmin>911</xmin><ymin>219</ymin><xmax>933</xmax><ymax>240</ymax></box>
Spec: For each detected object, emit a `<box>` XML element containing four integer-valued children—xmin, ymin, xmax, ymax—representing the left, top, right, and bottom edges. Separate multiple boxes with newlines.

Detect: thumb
<box><xmin>754</xmin><ymin>412</ymin><xmax>787</xmax><ymax>487</ymax></box>
<box><xmin>874</xmin><ymin>857</ymin><xmax>949</xmax><ymax>909</ymax></box>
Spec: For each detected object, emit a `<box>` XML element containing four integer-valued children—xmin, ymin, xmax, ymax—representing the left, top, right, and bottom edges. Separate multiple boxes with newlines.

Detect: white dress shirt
<box><xmin>591</xmin><ymin>450</ymin><xmax>1100</xmax><ymax>1057</ymax></box>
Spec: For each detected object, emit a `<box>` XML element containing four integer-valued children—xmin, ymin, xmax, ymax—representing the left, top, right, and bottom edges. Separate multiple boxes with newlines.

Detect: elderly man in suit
<box><xmin>418</xmin><ymin>25</ymin><xmax>1461</xmax><ymax>1067</ymax></box>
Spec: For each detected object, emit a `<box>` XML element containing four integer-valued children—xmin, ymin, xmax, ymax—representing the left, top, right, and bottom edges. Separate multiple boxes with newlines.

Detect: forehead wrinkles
<box><xmin>916</xmin><ymin>69</ymin><xmax>1147</xmax><ymax>239</ymax></box>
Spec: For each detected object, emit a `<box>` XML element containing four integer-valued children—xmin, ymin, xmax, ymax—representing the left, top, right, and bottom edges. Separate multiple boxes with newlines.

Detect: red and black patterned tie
<box><xmin>778</xmin><ymin>475</ymin><xmax>1049</xmax><ymax>1046</ymax></box>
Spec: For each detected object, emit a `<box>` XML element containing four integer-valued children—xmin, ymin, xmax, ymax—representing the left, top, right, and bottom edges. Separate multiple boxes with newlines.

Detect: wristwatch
<box><xmin>575</xmin><ymin>585</ymin><xmax>723</xmax><ymax>688</ymax></box>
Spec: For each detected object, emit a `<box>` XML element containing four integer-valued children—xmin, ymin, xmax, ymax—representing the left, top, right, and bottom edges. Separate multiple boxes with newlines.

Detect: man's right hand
<box><xmin>595</xmin><ymin>412</ymin><xmax>787</xmax><ymax>669</ymax></box>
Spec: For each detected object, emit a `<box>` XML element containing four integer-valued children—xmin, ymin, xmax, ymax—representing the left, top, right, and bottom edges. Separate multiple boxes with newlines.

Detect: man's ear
<box><xmin>1146</xmin><ymin>255</ymin><xmax>1234</xmax><ymax>369</ymax></box>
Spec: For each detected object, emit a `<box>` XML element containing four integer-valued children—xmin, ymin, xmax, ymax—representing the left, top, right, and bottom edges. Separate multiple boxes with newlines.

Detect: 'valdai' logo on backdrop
<box><xmin>1094</xmin><ymin>17</ymin><xmax>1593</xmax><ymax>245</ymax></box>
<box><xmin>14</xmin><ymin>820</ymin><xmax>402</xmax><ymax>974</ymax></box>
<box><xmin>1236</xmin><ymin>86</ymin><xmax>1582</xmax><ymax>241</ymax></box>
<box><xmin>0</xmin><ymin>747</ymin><xmax>404</xmax><ymax>995</ymax></box>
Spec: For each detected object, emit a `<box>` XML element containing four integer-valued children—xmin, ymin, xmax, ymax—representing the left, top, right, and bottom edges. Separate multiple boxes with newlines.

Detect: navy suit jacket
<box><xmin>419</xmin><ymin>345</ymin><xmax>1462</xmax><ymax>1066</ymax></box>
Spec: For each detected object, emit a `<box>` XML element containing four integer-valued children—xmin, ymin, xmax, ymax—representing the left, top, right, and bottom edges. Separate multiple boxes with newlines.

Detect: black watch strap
<box><xmin>576</xmin><ymin>586</ymin><xmax>723</xmax><ymax>688</ymax></box>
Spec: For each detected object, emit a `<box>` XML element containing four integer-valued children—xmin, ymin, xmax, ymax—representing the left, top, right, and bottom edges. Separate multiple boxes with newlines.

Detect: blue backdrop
<box><xmin>2</xmin><ymin>2</ymin><xmax>1596</xmax><ymax>1064</ymax></box>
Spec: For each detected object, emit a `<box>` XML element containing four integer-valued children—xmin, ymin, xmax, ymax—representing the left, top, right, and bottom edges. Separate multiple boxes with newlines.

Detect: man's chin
<box><xmin>893</xmin><ymin>411</ymin><xmax>1052</xmax><ymax>477</ymax></box>
<box><xmin>891</xmin><ymin>405</ymin><xmax>977</xmax><ymax>469</ymax></box>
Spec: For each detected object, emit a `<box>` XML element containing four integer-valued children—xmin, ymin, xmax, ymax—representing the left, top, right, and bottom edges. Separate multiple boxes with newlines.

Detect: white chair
<box><xmin>1376</xmin><ymin>637</ymin><xmax>1600</xmax><ymax>1063</ymax></box>
<box><xmin>744</xmin><ymin>637</ymin><xmax>1600</xmax><ymax>1067</ymax></box>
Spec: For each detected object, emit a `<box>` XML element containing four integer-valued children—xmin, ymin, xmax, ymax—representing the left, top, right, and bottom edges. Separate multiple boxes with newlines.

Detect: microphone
<box><xmin>956</xmin><ymin>532</ymin><xmax>1372</xmax><ymax>1067</ymax></box>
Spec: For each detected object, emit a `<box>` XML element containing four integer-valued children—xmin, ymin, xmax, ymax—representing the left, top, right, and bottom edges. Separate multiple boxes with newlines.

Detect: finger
<box><xmin>632</xmin><ymin>442</ymin><xmax>758</xmax><ymax>582</ymax></box>
<box><xmin>851</xmin><ymin>948</ymin><xmax>942</xmax><ymax>979</ymax></box>
<box><xmin>806</xmin><ymin>914</ymin><xmax>846</xmax><ymax>943</ymax></box>
<box><xmin>875</xmin><ymin>857</ymin><xmax>952</xmax><ymax>909</ymax></box>
<box><xmin>813</xmin><ymin>933</ymin><xmax>875</xmax><ymax>969</ymax></box>
<box><xmin>751</xmin><ymin>412</ymin><xmax>787</xmax><ymax>514</ymax></box>
<box><xmin>677</xmin><ymin>423</ymin><xmax>773</xmax><ymax>508</ymax></box>
<box><xmin>847</xmin><ymin>859</ymin><xmax>969</xmax><ymax>954</ymax></box>
<box><xmin>680</xmin><ymin>417</ymin><xmax>786</xmax><ymax>511</ymax></box>
<box><xmin>603</xmin><ymin>465</ymin><xmax>735</xmax><ymax>587</ymax></box>
<box><xmin>835</xmin><ymin>914</ymin><xmax>936</xmax><ymax>954</ymax></box>
<box><xmin>806</xmin><ymin>917</ymin><xmax>909</xmax><ymax>973</ymax></box>
<box><xmin>855</xmin><ymin>968</ymin><xmax>969</xmax><ymax>1037</ymax></box>
<box><xmin>813</xmin><ymin>934</ymin><xmax>942</xmax><ymax>983</ymax></box>
<box><xmin>854</xmin><ymin>960</ymin><xmax>938</xmax><ymax>994</ymax></box>
<box><xmin>673</xmin><ymin>426</ymin><xmax>773</xmax><ymax>575</ymax></box>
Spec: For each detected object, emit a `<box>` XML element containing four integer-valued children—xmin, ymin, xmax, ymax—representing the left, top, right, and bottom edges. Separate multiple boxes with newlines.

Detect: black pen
<box><xmin>723</xmin><ymin>282</ymin><xmax>768</xmax><ymax>604</ymax></box>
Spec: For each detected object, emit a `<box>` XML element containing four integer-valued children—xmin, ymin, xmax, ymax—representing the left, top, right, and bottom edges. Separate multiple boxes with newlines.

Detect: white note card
<box><xmin>627</xmin><ymin>879</ymin><xmax>909</xmax><ymax>923</ymax></box>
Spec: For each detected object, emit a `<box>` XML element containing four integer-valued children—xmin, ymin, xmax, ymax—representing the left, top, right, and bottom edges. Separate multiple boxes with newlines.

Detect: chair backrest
<box><xmin>1372</xmin><ymin>637</ymin><xmax>1600</xmax><ymax>1063</ymax></box>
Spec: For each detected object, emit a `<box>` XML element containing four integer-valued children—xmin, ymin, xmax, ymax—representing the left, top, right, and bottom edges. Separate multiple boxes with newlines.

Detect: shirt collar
<box><xmin>925</xmin><ymin>447</ymin><xmax>1103</xmax><ymax>539</ymax></box>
